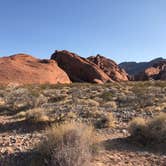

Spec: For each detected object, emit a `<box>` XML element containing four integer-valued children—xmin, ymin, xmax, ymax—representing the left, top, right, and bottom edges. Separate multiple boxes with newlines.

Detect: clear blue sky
<box><xmin>0</xmin><ymin>0</ymin><xmax>166</xmax><ymax>63</ymax></box>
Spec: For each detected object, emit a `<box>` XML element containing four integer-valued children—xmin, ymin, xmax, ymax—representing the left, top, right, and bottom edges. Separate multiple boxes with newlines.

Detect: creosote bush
<box><xmin>128</xmin><ymin>113</ymin><xmax>166</xmax><ymax>145</ymax></box>
<box><xmin>35</xmin><ymin>122</ymin><xmax>98</xmax><ymax>166</ymax></box>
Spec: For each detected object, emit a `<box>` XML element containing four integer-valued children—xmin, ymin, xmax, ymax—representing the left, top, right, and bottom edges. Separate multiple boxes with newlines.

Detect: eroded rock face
<box><xmin>119</xmin><ymin>58</ymin><xmax>165</xmax><ymax>75</ymax></box>
<box><xmin>0</xmin><ymin>54</ymin><xmax>71</xmax><ymax>85</ymax></box>
<box><xmin>87</xmin><ymin>55</ymin><xmax>129</xmax><ymax>81</ymax></box>
<box><xmin>135</xmin><ymin>61</ymin><xmax>166</xmax><ymax>80</ymax></box>
<box><xmin>51</xmin><ymin>50</ymin><xmax>112</xmax><ymax>83</ymax></box>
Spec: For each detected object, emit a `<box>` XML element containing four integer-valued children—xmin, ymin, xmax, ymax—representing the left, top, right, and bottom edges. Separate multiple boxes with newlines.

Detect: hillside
<box><xmin>119</xmin><ymin>57</ymin><xmax>165</xmax><ymax>76</ymax></box>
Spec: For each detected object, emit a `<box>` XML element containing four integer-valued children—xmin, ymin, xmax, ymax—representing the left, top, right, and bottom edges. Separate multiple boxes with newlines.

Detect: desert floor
<box><xmin>0</xmin><ymin>82</ymin><xmax>166</xmax><ymax>166</ymax></box>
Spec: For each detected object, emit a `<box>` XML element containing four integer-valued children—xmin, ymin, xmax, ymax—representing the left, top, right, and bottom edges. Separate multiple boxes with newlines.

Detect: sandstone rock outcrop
<box><xmin>88</xmin><ymin>54</ymin><xmax>129</xmax><ymax>81</ymax></box>
<box><xmin>51</xmin><ymin>50</ymin><xmax>112</xmax><ymax>83</ymax></box>
<box><xmin>135</xmin><ymin>61</ymin><xmax>166</xmax><ymax>81</ymax></box>
<box><xmin>119</xmin><ymin>57</ymin><xmax>165</xmax><ymax>76</ymax></box>
<box><xmin>0</xmin><ymin>54</ymin><xmax>71</xmax><ymax>85</ymax></box>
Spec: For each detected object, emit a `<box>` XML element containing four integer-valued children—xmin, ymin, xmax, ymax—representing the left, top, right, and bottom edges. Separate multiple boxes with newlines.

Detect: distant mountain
<box><xmin>134</xmin><ymin>60</ymin><xmax>166</xmax><ymax>81</ymax></box>
<box><xmin>119</xmin><ymin>57</ymin><xmax>165</xmax><ymax>76</ymax></box>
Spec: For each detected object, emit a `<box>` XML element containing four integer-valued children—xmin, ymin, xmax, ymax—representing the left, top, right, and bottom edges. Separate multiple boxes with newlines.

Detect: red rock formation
<box><xmin>51</xmin><ymin>50</ymin><xmax>112</xmax><ymax>83</ymax></box>
<box><xmin>87</xmin><ymin>55</ymin><xmax>129</xmax><ymax>81</ymax></box>
<box><xmin>135</xmin><ymin>61</ymin><xmax>166</xmax><ymax>81</ymax></box>
<box><xmin>0</xmin><ymin>54</ymin><xmax>71</xmax><ymax>85</ymax></box>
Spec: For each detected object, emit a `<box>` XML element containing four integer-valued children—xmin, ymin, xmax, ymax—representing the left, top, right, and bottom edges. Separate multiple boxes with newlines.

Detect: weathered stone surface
<box><xmin>135</xmin><ymin>61</ymin><xmax>166</xmax><ymax>80</ymax></box>
<box><xmin>0</xmin><ymin>54</ymin><xmax>71</xmax><ymax>85</ymax></box>
<box><xmin>88</xmin><ymin>54</ymin><xmax>129</xmax><ymax>81</ymax></box>
<box><xmin>51</xmin><ymin>50</ymin><xmax>112</xmax><ymax>83</ymax></box>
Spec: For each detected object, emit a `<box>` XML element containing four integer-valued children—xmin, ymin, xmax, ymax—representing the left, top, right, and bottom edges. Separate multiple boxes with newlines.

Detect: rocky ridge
<box><xmin>135</xmin><ymin>60</ymin><xmax>166</xmax><ymax>81</ymax></box>
<box><xmin>51</xmin><ymin>50</ymin><xmax>113</xmax><ymax>83</ymax></box>
<box><xmin>88</xmin><ymin>54</ymin><xmax>129</xmax><ymax>81</ymax></box>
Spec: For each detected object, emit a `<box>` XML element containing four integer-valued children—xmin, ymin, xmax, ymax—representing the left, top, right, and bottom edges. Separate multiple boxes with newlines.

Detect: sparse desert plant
<box><xmin>15</xmin><ymin>111</ymin><xmax>27</xmax><ymax>119</ymax></box>
<box><xmin>54</xmin><ymin>111</ymin><xmax>77</xmax><ymax>123</ymax></box>
<box><xmin>128</xmin><ymin>113</ymin><xmax>166</xmax><ymax>144</ymax></box>
<box><xmin>79</xmin><ymin>109</ymin><xmax>100</xmax><ymax>119</ymax></box>
<box><xmin>94</xmin><ymin>112</ymin><xmax>115</xmax><ymax>129</ymax></box>
<box><xmin>100</xmin><ymin>91</ymin><xmax>114</xmax><ymax>101</ymax></box>
<box><xmin>25</xmin><ymin>108</ymin><xmax>49</xmax><ymax>123</ymax></box>
<box><xmin>128</xmin><ymin>117</ymin><xmax>146</xmax><ymax>142</ymax></box>
<box><xmin>104</xmin><ymin>101</ymin><xmax>117</xmax><ymax>110</ymax></box>
<box><xmin>146</xmin><ymin>113</ymin><xmax>166</xmax><ymax>143</ymax></box>
<box><xmin>78</xmin><ymin>99</ymin><xmax>100</xmax><ymax>107</ymax></box>
<box><xmin>35</xmin><ymin>122</ymin><xmax>98</xmax><ymax>166</ymax></box>
<box><xmin>48</xmin><ymin>94</ymin><xmax>67</xmax><ymax>103</ymax></box>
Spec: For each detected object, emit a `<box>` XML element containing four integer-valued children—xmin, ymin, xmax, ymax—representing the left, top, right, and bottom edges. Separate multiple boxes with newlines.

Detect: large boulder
<box><xmin>88</xmin><ymin>54</ymin><xmax>129</xmax><ymax>81</ymax></box>
<box><xmin>0</xmin><ymin>54</ymin><xmax>71</xmax><ymax>85</ymax></box>
<box><xmin>51</xmin><ymin>50</ymin><xmax>112</xmax><ymax>83</ymax></box>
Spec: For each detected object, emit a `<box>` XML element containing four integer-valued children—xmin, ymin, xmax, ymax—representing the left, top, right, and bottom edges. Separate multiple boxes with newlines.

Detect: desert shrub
<box><xmin>104</xmin><ymin>101</ymin><xmax>117</xmax><ymax>110</ymax></box>
<box><xmin>3</xmin><ymin>87</ymin><xmax>48</xmax><ymax>112</ymax></box>
<box><xmin>15</xmin><ymin>111</ymin><xmax>27</xmax><ymax>119</ymax></box>
<box><xmin>79</xmin><ymin>110</ymin><xmax>115</xmax><ymax>129</ymax></box>
<box><xmin>147</xmin><ymin>113</ymin><xmax>166</xmax><ymax>143</ymax></box>
<box><xmin>54</xmin><ymin>111</ymin><xmax>77</xmax><ymax>123</ymax></box>
<box><xmin>35</xmin><ymin>122</ymin><xmax>98</xmax><ymax>166</ymax></box>
<box><xmin>128</xmin><ymin>113</ymin><xmax>166</xmax><ymax>144</ymax></box>
<box><xmin>94</xmin><ymin>112</ymin><xmax>115</xmax><ymax>129</ymax></box>
<box><xmin>25</xmin><ymin>108</ymin><xmax>49</xmax><ymax>123</ymax></box>
<box><xmin>100</xmin><ymin>91</ymin><xmax>114</xmax><ymax>101</ymax></box>
<box><xmin>48</xmin><ymin>95</ymin><xmax>67</xmax><ymax>103</ymax></box>
<box><xmin>128</xmin><ymin>117</ymin><xmax>146</xmax><ymax>142</ymax></box>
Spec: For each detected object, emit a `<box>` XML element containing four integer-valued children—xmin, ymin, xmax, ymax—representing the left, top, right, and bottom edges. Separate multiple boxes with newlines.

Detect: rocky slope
<box><xmin>135</xmin><ymin>60</ymin><xmax>166</xmax><ymax>81</ymax></box>
<box><xmin>119</xmin><ymin>57</ymin><xmax>165</xmax><ymax>76</ymax></box>
<box><xmin>51</xmin><ymin>50</ymin><xmax>112</xmax><ymax>83</ymax></box>
<box><xmin>0</xmin><ymin>54</ymin><xmax>71</xmax><ymax>85</ymax></box>
<box><xmin>88</xmin><ymin>54</ymin><xmax>129</xmax><ymax>81</ymax></box>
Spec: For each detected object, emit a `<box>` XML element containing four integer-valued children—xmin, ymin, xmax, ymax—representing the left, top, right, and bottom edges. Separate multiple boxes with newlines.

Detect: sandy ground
<box><xmin>0</xmin><ymin>114</ymin><xmax>165</xmax><ymax>166</ymax></box>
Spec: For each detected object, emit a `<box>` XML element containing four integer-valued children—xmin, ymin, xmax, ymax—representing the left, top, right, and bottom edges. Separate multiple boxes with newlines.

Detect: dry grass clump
<box><xmin>25</xmin><ymin>108</ymin><xmax>49</xmax><ymax>123</ymax></box>
<box><xmin>128</xmin><ymin>113</ymin><xmax>166</xmax><ymax>144</ymax></box>
<box><xmin>78</xmin><ymin>99</ymin><xmax>100</xmax><ymax>107</ymax></box>
<box><xmin>100</xmin><ymin>91</ymin><xmax>114</xmax><ymax>101</ymax></box>
<box><xmin>94</xmin><ymin>112</ymin><xmax>115</xmax><ymax>129</ymax></box>
<box><xmin>54</xmin><ymin>111</ymin><xmax>77</xmax><ymax>123</ymax></box>
<box><xmin>35</xmin><ymin>122</ymin><xmax>98</xmax><ymax>166</ymax></box>
<box><xmin>128</xmin><ymin>117</ymin><xmax>146</xmax><ymax>141</ymax></box>
<box><xmin>0</xmin><ymin>97</ymin><xmax>5</xmax><ymax>106</ymax></box>
<box><xmin>104</xmin><ymin>101</ymin><xmax>117</xmax><ymax>110</ymax></box>
<box><xmin>79</xmin><ymin>110</ymin><xmax>115</xmax><ymax>129</ymax></box>
<box><xmin>147</xmin><ymin>113</ymin><xmax>166</xmax><ymax>143</ymax></box>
